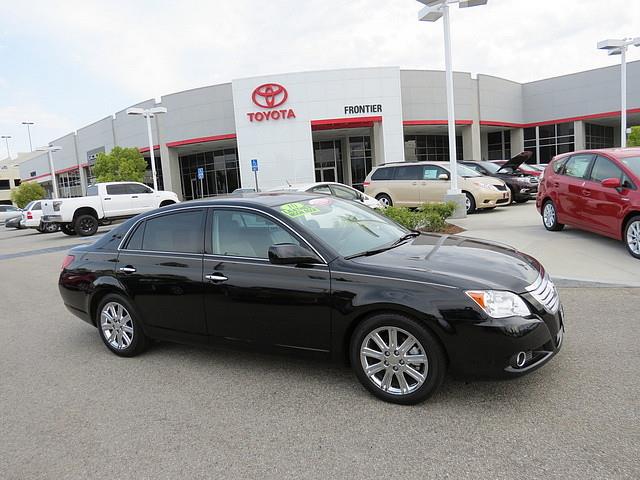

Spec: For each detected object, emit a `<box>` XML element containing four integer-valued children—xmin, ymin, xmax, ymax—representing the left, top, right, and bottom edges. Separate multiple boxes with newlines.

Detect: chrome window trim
<box><xmin>202</xmin><ymin>254</ymin><xmax>328</xmax><ymax>270</ymax></box>
<box><xmin>330</xmin><ymin>270</ymin><xmax>457</xmax><ymax>290</ymax></box>
<box><xmin>117</xmin><ymin>204</ymin><xmax>328</xmax><ymax>264</ymax></box>
<box><xmin>118</xmin><ymin>251</ymin><xmax>203</xmax><ymax>261</ymax></box>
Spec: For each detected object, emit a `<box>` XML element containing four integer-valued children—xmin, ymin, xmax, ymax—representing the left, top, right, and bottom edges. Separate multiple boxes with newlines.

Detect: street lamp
<box><xmin>417</xmin><ymin>0</ymin><xmax>488</xmax><ymax>218</ymax></box>
<box><xmin>22</xmin><ymin>122</ymin><xmax>35</xmax><ymax>151</ymax></box>
<box><xmin>597</xmin><ymin>37</ymin><xmax>640</xmax><ymax>148</ymax></box>
<box><xmin>36</xmin><ymin>145</ymin><xmax>62</xmax><ymax>199</ymax></box>
<box><xmin>1</xmin><ymin>135</ymin><xmax>12</xmax><ymax>159</ymax></box>
<box><xmin>126</xmin><ymin>106</ymin><xmax>167</xmax><ymax>191</ymax></box>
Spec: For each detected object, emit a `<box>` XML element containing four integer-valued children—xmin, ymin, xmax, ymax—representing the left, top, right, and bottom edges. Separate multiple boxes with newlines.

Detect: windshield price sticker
<box><xmin>280</xmin><ymin>203</ymin><xmax>320</xmax><ymax>217</ymax></box>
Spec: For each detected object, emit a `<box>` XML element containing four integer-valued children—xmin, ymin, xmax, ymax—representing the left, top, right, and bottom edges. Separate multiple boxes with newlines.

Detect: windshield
<box><xmin>621</xmin><ymin>157</ymin><xmax>640</xmax><ymax>177</ymax></box>
<box><xmin>479</xmin><ymin>162</ymin><xmax>501</xmax><ymax>174</ymax></box>
<box><xmin>277</xmin><ymin>197</ymin><xmax>407</xmax><ymax>257</ymax></box>
<box><xmin>456</xmin><ymin>164</ymin><xmax>482</xmax><ymax>177</ymax></box>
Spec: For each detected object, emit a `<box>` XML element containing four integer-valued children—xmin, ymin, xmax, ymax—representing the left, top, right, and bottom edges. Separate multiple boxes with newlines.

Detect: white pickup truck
<box><xmin>42</xmin><ymin>181</ymin><xmax>179</xmax><ymax>236</ymax></box>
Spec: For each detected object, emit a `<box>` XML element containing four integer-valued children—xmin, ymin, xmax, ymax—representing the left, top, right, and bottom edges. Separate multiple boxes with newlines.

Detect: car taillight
<box><xmin>61</xmin><ymin>255</ymin><xmax>75</xmax><ymax>271</ymax></box>
<box><xmin>27</xmin><ymin>212</ymin><xmax>33</xmax><ymax>219</ymax></box>
<box><xmin>363</xmin><ymin>182</ymin><xmax>370</xmax><ymax>187</ymax></box>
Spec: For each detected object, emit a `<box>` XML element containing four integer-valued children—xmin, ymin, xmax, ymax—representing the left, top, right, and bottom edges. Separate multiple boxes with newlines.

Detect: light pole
<box><xmin>126</xmin><ymin>107</ymin><xmax>167</xmax><ymax>191</ymax></box>
<box><xmin>1</xmin><ymin>135</ymin><xmax>12</xmax><ymax>159</ymax></box>
<box><xmin>597</xmin><ymin>37</ymin><xmax>640</xmax><ymax>148</ymax></box>
<box><xmin>417</xmin><ymin>0</ymin><xmax>487</xmax><ymax>218</ymax></box>
<box><xmin>22</xmin><ymin>122</ymin><xmax>34</xmax><ymax>151</ymax></box>
<box><xmin>36</xmin><ymin>145</ymin><xmax>62</xmax><ymax>199</ymax></box>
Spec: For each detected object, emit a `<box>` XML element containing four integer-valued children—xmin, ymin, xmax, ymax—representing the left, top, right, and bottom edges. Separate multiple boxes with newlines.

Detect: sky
<box><xmin>0</xmin><ymin>0</ymin><xmax>639</xmax><ymax>157</ymax></box>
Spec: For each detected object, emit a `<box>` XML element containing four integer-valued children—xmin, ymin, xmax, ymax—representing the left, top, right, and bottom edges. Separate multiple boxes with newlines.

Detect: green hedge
<box><xmin>380</xmin><ymin>202</ymin><xmax>456</xmax><ymax>232</ymax></box>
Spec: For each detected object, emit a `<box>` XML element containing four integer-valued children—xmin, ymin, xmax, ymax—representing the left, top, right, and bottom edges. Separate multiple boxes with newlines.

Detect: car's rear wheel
<box><xmin>376</xmin><ymin>194</ymin><xmax>392</xmax><ymax>207</ymax></box>
<box><xmin>73</xmin><ymin>214</ymin><xmax>99</xmax><ymax>236</ymax></box>
<box><xmin>624</xmin><ymin>216</ymin><xmax>640</xmax><ymax>259</ymax></box>
<box><xmin>350</xmin><ymin>313</ymin><xmax>446</xmax><ymax>405</ymax></box>
<box><xmin>542</xmin><ymin>200</ymin><xmax>564</xmax><ymax>231</ymax></box>
<box><xmin>39</xmin><ymin>222</ymin><xmax>59</xmax><ymax>233</ymax></box>
<box><xmin>97</xmin><ymin>294</ymin><xmax>149</xmax><ymax>357</ymax></box>
<box><xmin>60</xmin><ymin>224</ymin><xmax>77</xmax><ymax>236</ymax></box>
<box><xmin>464</xmin><ymin>192</ymin><xmax>476</xmax><ymax>214</ymax></box>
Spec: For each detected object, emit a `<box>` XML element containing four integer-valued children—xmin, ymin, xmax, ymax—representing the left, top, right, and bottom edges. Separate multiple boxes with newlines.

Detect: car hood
<box><xmin>466</xmin><ymin>175</ymin><xmax>505</xmax><ymax>187</ymax></box>
<box><xmin>349</xmin><ymin>233</ymin><xmax>542</xmax><ymax>292</ymax></box>
<box><xmin>497</xmin><ymin>151</ymin><xmax>533</xmax><ymax>173</ymax></box>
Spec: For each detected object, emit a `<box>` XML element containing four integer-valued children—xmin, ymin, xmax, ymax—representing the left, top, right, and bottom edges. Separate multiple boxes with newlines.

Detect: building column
<box><xmin>372</xmin><ymin>122</ymin><xmax>385</xmax><ymax>166</ymax></box>
<box><xmin>511</xmin><ymin>128</ymin><xmax>524</xmax><ymax>156</ymax></box>
<box><xmin>462</xmin><ymin>125</ymin><xmax>481</xmax><ymax>160</ymax></box>
<box><xmin>341</xmin><ymin>137</ymin><xmax>351</xmax><ymax>185</ymax></box>
<box><xmin>159</xmin><ymin>146</ymin><xmax>183</xmax><ymax>200</ymax></box>
<box><xmin>574</xmin><ymin>121</ymin><xmax>586</xmax><ymax>150</ymax></box>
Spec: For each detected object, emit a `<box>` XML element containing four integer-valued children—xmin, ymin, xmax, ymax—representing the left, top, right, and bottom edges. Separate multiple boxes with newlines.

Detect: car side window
<box><xmin>330</xmin><ymin>185</ymin><xmax>359</xmax><ymax>201</ymax></box>
<box><xmin>371</xmin><ymin>167</ymin><xmax>394</xmax><ymax>181</ymax></box>
<box><xmin>124</xmin><ymin>222</ymin><xmax>145</xmax><ymax>250</ymax></box>
<box><xmin>590</xmin><ymin>156</ymin><xmax>623</xmax><ymax>183</ymax></box>
<box><xmin>552</xmin><ymin>157</ymin><xmax>568</xmax><ymax>174</ymax></box>
<box><xmin>139</xmin><ymin>210</ymin><xmax>204</xmax><ymax>253</ymax></box>
<box><xmin>0</xmin><ymin>206</ymin><xmax>6</xmax><ymax>212</ymax></box>
<box><xmin>422</xmin><ymin>165</ymin><xmax>447</xmax><ymax>180</ymax></box>
<box><xmin>395</xmin><ymin>166</ymin><xmax>422</xmax><ymax>180</ymax></box>
<box><xmin>32</xmin><ymin>202</ymin><xmax>42</xmax><ymax>210</ymax></box>
<box><xmin>464</xmin><ymin>164</ymin><xmax>483</xmax><ymax>174</ymax></box>
<box><xmin>127</xmin><ymin>183</ymin><xmax>153</xmax><ymax>194</ymax></box>
<box><xmin>212</xmin><ymin>210</ymin><xmax>300</xmax><ymax>259</ymax></box>
<box><xmin>106</xmin><ymin>184</ymin><xmax>128</xmax><ymax>195</ymax></box>
<box><xmin>311</xmin><ymin>185</ymin><xmax>332</xmax><ymax>195</ymax></box>
<box><xmin>562</xmin><ymin>154</ymin><xmax>593</xmax><ymax>179</ymax></box>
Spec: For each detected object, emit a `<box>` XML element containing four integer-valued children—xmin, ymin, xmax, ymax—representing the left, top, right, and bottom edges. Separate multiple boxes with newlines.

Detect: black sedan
<box><xmin>59</xmin><ymin>193</ymin><xmax>564</xmax><ymax>404</ymax></box>
<box><xmin>462</xmin><ymin>152</ymin><xmax>539</xmax><ymax>203</ymax></box>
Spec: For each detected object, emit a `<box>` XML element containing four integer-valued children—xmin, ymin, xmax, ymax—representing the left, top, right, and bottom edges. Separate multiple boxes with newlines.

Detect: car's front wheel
<box><xmin>542</xmin><ymin>200</ymin><xmax>564</xmax><ymax>231</ymax></box>
<box><xmin>624</xmin><ymin>216</ymin><xmax>640</xmax><ymax>259</ymax></box>
<box><xmin>375</xmin><ymin>194</ymin><xmax>393</xmax><ymax>207</ymax></box>
<box><xmin>350</xmin><ymin>313</ymin><xmax>446</xmax><ymax>405</ymax></box>
<box><xmin>464</xmin><ymin>192</ymin><xmax>476</xmax><ymax>214</ymax></box>
<box><xmin>97</xmin><ymin>294</ymin><xmax>149</xmax><ymax>357</ymax></box>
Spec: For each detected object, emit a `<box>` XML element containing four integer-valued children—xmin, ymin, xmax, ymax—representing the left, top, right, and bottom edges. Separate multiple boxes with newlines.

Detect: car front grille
<box><xmin>525</xmin><ymin>273</ymin><xmax>560</xmax><ymax>314</ymax></box>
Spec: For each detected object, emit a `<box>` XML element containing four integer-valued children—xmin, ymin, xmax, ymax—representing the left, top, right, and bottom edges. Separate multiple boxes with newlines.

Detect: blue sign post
<box><xmin>197</xmin><ymin>167</ymin><xmax>204</xmax><ymax>198</ymax></box>
<box><xmin>251</xmin><ymin>159</ymin><xmax>259</xmax><ymax>191</ymax></box>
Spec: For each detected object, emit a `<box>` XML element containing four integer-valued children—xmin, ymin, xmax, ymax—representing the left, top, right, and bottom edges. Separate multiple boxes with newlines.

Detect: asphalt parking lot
<box><xmin>1</xmin><ymin>226</ymin><xmax>639</xmax><ymax>479</ymax></box>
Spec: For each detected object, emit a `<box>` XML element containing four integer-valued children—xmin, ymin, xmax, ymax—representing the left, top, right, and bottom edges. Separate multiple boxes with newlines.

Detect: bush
<box><xmin>10</xmin><ymin>182</ymin><xmax>47</xmax><ymax>208</ymax></box>
<box><xmin>93</xmin><ymin>146</ymin><xmax>148</xmax><ymax>183</ymax></box>
<box><xmin>380</xmin><ymin>202</ymin><xmax>456</xmax><ymax>232</ymax></box>
<box><xmin>628</xmin><ymin>126</ymin><xmax>640</xmax><ymax>147</ymax></box>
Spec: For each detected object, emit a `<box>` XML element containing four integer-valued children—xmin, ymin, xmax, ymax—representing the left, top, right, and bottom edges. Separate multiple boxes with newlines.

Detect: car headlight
<box><xmin>466</xmin><ymin>290</ymin><xmax>531</xmax><ymax>318</ymax></box>
<box><xmin>478</xmin><ymin>183</ymin><xmax>498</xmax><ymax>191</ymax></box>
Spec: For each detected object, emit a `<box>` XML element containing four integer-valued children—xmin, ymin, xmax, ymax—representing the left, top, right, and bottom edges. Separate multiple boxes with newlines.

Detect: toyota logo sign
<box><xmin>252</xmin><ymin>83</ymin><xmax>288</xmax><ymax>109</ymax></box>
<box><xmin>247</xmin><ymin>83</ymin><xmax>296</xmax><ymax>122</ymax></box>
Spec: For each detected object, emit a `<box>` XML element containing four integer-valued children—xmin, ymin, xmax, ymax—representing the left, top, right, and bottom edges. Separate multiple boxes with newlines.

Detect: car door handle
<box><xmin>205</xmin><ymin>273</ymin><xmax>228</xmax><ymax>282</ymax></box>
<box><xmin>104</xmin><ymin>197</ymin><xmax>111</xmax><ymax>200</ymax></box>
<box><xmin>119</xmin><ymin>266</ymin><xmax>136</xmax><ymax>273</ymax></box>
<box><xmin>131</xmin><ymin>195</ymin><xmax>138</xmax><ymax>198</ymax></box>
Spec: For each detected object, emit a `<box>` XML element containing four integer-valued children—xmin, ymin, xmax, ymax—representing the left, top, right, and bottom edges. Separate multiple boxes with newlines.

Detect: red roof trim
<box><xmin>166</xmin><ymin>134</ymin><xmax>237</xmax><ymax>148</ymax></box>
<box><xmin>403</xmin><ymin>119</ymin><xmax>473</xmax><ymax>126</ymax></box>
<box><xmin>139</xmin><ymin>145</ymin><xmax>160</xmax><ymax>153</ymax></box>
<box><xmin>310</xmin><ymin>116</ymin><xmax>383</xmax><ymax>131</ymax></box>
<box><xmin>480</xmin><ymin>107</ymin><xmax>640</xmax><ymax>129</ymax></box>
<box><xmin>22</xmin><ymin>163</ymin><xmax>90</xmax><ymax>181</ymax></box>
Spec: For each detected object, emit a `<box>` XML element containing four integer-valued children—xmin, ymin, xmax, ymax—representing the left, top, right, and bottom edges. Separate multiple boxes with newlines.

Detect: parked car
<box><xmin>363</xmin><ymin>161</ymin><xmax>510</xmax><ymax>213</ymax></box>
<box><xmin>462</xmin><ymin>152</ymin><xmax>539</xmax><ymax>204</ymax></box>
<box><xmin>0</xmin><ymin>205</ymin><xmax>21</xmax><ymax>223</ymax></box>
<box><xmin>41</xmin><ymin>182</ymin><xmax>179</xmax><ymax>237</ymax></box>
<box><xmin>21</xmin><ymin>200</ymin><xmax>59</xmax><ymax>233</ymax></box>
<box><xmin>59</xmin><ymin>193</ymin><xmax>563</xmax><ymax>404</ymax></box>
<box><xmin>4</xmin><ymin>214</ymin><xmax>24</xmax><ymax>229</ymax></box>
<box><xmin>492</xmin><ymin>159</ymin><xmax>542</xmax><ymax>177</ymax></box>
<box><xmin>537</xmin><ymin>148</ymin><xmax>640</xmax><ymax>258</ymax></box>
<box><xmin>270</xmin><ymin>182</ymin><xmax>382</xmax><ymax>209</ymax></box>
<box><xmin>231</xmin><ymin>188</ymin><xmax>260</xmax><ymax>194</ymax></box>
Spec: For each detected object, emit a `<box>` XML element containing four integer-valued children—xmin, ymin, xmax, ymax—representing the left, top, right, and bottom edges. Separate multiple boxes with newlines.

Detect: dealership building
<box><xmin>19</xmin><ymin>62</ymin><xmax>640</xmax><ymax>200</ymax></box>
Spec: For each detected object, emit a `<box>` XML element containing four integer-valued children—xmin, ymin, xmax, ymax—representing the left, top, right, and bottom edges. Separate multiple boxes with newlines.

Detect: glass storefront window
<box><xmin>56</xmin><ymin>169</ymin><xmax>82</xmax><ymax>198</ymax></box>
<box><xmin>349</xmin><ymin>136</ymin><xmax>372</xmax><ymax>191</ymax></box>
<box><xmin>585</xmin><ymin>123</ymin><xmax>614</xmax><ymax>149</ymax></box>
<box><xmin>179</xmin><ymin>148</ymin><xmax>239</xmax><ymax>200</ymax></box>
<box><xmin>313</xmin><ymin>140</ymin><xmax>344</xmax><ymax>184</ymax></box>
<box><xmin>404</xmin><ymin>135</ymin><xmax>464</xmax><ymax>163</ymax></box>
<box><xmin>523</xmin><ymin>122</ymin><xmax>575</xmax><ymax>164</ymax></box>
<box><xmin>487</xmin><ymin>131</ymin><xmax>511</xmax><ymax>160</ymax></box>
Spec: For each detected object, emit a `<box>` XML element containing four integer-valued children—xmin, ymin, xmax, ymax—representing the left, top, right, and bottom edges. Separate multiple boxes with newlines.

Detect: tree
<box><xmin>92</xmin><ymin>146</ymin><xmax>148</xmax><ymax>183</ymax></box>
<box><xmin>627</xmin><ymin>126</ymin><xmax>640</xmax><ymax>147</ymax></box>
<box><xmin>11</xmin><ymin>182</ymin><xmax>47</xmax><ymax>208</ymax></box>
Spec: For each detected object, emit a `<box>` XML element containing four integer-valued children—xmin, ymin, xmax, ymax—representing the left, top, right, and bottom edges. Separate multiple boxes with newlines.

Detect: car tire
<box><xmin>60</xmin><ymin>224</ymin><xmax>77</xmax><ymax>236</ymax></box>
<box><xmin>464</xmin><ymin>192</ymin><xmax>476</xmax><ymax>214</ymax></box>
<box><xmin>36</xmin><ymin>226</ymin><xmax>45</xmax><ymax>233</ymax></box>
<box><xmin>96</xmin><ymin>294</ymin><xmax>149</xmax><ymax>357</ymax></box>
<box><xmin>375</xmin><ymin>194</ymin><xmax>393</xmax><ymax>207</ymax></box>
<box><xmin>350</xmin><ymin>313</ymin><xmax>446</xmax><ymax>405</ymax></box>
<box><xmin>542</xmin><ymin>200</ymin><xmax>564</xmax><ymax>231</ymax></box>
<box><xmin>73</xmin><ymin>214</ymin><xmax>99</xmax><ymax>236</ymax></box>
<box><xmin>40</xmin><ymin>222</ymin><xmax>59</xmax><ymax>233</ymax></box>
<box><xmin>624</xmin><ymin>215</ymin><xmax>640</xmax><ymax>259</ymax></box>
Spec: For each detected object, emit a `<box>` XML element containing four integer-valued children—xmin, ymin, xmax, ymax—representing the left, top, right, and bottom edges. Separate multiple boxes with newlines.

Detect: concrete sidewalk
<box><xmin>449</xmin><ymin>202</ymin><xmax>640</xmax><ymax>286</ymax></box>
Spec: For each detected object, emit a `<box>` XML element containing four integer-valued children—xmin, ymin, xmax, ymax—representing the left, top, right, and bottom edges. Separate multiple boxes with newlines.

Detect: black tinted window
<box><xmin>371</xmin><ymin>167</ymin><xmax>394</xmax><ymax>181</ymax></box>
<box><xmin>590</xmin><ymin>156</ymin><xmax>623</xmax><ymax>183</ymax></box>
<box><xmin>141</xmin><ymin>210</ymin><xmax>204</xmax><ymax>253</ymax></box>
<box><xmin>125</xmin><ymin>222</ymin><xmax>145</xmax><ymax>250</ymax></box>
<box><xmin>106</xmin><ymin>184</ymin><xmax>128</xmax><ymax>195</ymax></box>
<box><xmin>127</xmin><ymin>183</ymin><xmax>152</xmax><ymax>194</ymax></box>
<box><xmin>395</xmin><ymin>166</ymin><xmax>422</xmax><ymax>180</ymax></box>
<box><xmin>562</xmin><ymin>154</ymin><xmax>593</xmax><ymax>179</ymax></box>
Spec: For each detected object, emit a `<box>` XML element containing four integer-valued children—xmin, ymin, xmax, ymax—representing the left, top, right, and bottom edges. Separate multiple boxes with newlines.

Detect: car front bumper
<box><xmin>475</xmin><ymin>189</ymin><xmax>511</xmax><ymax>208</ymax></box>
<box><xmin>42</xmin><ymin>215</ymin><xmax>63</xmax><ymax>223</ymax></box>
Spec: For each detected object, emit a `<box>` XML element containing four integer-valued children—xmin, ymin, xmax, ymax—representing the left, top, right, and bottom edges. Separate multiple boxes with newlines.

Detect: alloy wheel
<box><xmin>465</xmin><ymin>196</ymin><xmax>471</xmax><ymax>212</ymax></box>
<box><xmin>378</xmin><ymin>196</ymin><xmax>391</xmax><ymax>207</ymax></box>
<box><xmin>627</xmin><ymin>220</ymin><xmax>640</xmax><ymax>255</ymax></box>
<box><xmin>360</xmin><ymin>326</ymin><xmax>429</xmax><ymax>396</ymax></box>
<box><xmin>100</xmin><ymin>301</ymin><xmax>134</xmax><ymax>350</ymax></box>
<box><xmin>79</xmin><ymin>217</ymin><xmax>96</xmax><ymax>234</ymax></box>
<box><xmin>543</xmin><ymin>203</ymin><xmax>556</xmax><ymax>228</ymax></box>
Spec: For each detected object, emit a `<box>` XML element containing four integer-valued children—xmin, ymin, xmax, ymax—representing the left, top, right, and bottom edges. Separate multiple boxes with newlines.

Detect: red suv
<box><xmin>537</xmin><ymin>148</ymin><xmax>640</xmax><ymax>258</ymax></box>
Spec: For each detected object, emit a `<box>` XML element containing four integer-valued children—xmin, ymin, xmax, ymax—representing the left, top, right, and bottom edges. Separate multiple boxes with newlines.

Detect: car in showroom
<box><xmin>462</xmin><ymin>152</ymin><xmax>539</xmax><ymax>203</ymax></box>
<box><xmin>59</xmin><ymin>193</ymin><xmax>564</xmax><ymax>404</ymax></box>
<box><xmin>363</xmin><ymin>161</ymin><xmax>510</xmax><ymax>213</ymax></box>
<box><xmin>537</xmin><ymin>148</ymin><xmax>640</xmax><ymax>258</ymax></box>
<box><xmin>270</xmin><ymin>181</ymin><xmax>382</xmax><ymax>209</ymax></box>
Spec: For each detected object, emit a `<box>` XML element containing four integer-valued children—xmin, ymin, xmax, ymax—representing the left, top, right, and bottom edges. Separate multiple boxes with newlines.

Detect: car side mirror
<box><xmin>438</xmin><ymin>173</ymin><xmax>450</xmax><ymax>180</ymax></box>
<box><xmin>268</xmin><ymin>244</ymin><xmax>321</xmax><ymax>265</ymax></box>
<box><xmin>601</xmin><ymin>177</ymin><xmax>621</xmax><ymax>189</ymax></box>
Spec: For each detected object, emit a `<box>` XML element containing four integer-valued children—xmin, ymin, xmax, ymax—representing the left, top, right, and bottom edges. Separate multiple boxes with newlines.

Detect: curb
<box><xmin>553</xmin><ymin>276</ymin><xmax>640</xmax><ymax>288</ymax></box>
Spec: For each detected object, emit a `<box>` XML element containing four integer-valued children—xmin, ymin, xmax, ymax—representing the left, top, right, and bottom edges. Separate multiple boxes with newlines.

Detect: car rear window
<box><xmin>371</xmin><ymin>167</ymin><xmax>394</xmax><ymax>181</ymax></box>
